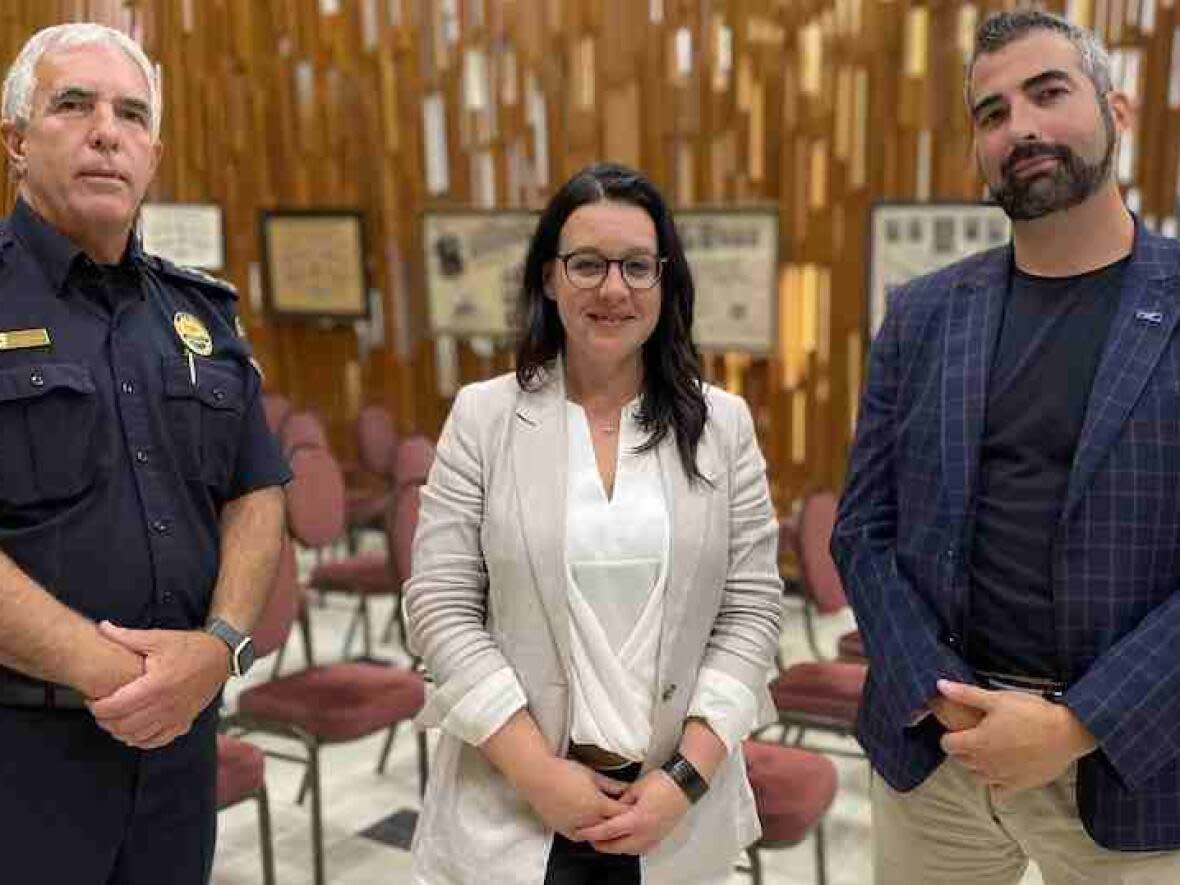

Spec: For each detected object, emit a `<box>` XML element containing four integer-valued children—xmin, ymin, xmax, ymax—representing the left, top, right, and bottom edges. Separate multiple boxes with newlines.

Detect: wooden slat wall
<box><xmin>3</xmin><ymin>0</ymin><xmax>1179</xmax><ymax>504</ymax></box>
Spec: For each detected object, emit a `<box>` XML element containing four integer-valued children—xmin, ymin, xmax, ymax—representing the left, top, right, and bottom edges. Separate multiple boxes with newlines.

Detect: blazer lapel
<box><xmin>942</xmin><ymin>247</ymin><xmax>1009</xmax><ymax>523</ymax></box>
<box><xmin>656</xmin><ymin>424</ymin><xmax>713</xmax><ymax>679</ymax></box>
<box><xmin>1061</xmin><ymin>234</ymin><xmax>1180</xmax><ymax>522</ymax></box>
<box><xmin>511</xmin><ymin>369</ymin><xmax>572</xmax><ymax>674</ymax></box>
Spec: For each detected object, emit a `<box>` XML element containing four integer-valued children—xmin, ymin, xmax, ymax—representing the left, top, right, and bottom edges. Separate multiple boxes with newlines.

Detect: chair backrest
<box><xmin>384</xmin><ymin>484</ymin><xmax>421</xmax><ymax>656</ymax></box>
<box><xmin>252</xmin><ymin>534</ymin><xmax>301</xmax><ymax>659</ymax></box>
<box><xmin>280</xmin><ymin>410</ymin><xmax>330</xmax><ymax>455</ymax></box>
<box><xmin>797</xmin><ymin>490</ymin><xmax>848</xmax><ymax>614</ymax></box>
<box><xmin>261</xmin><ymin>393</ymin><xmax>292</xmax><ymax>435</ymax></box>
<box><xmin>356</xmin><ymin>405</ymin><xmax>398</xmax><ymax>477</ymax></box>
<box><xmin>285</xmin><ymin>444</ymin><xmax>346</xmax><ymax>548</ymax></box>
<box><xmin>390</xmin><ymin>484</ymin><xmax>421</xmax><ymax>585</ymax></box>
<box><xmin>393</xmin><ymin>435</ymin><xmax>435</xmax><ymax>491</ymax></box>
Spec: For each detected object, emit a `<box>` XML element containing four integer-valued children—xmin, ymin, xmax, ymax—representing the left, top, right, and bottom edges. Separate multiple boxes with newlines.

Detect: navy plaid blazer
<box><xmin>833</xmin><ymin>223</ymin><xmax>1180</xmax><ymax>850</ymax></box>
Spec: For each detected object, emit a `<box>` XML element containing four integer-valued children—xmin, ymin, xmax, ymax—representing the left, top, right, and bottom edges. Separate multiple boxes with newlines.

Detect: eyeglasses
<box><xmin>556</xmin><ymin>249</ymin><xmax>667</xmax><ymax>290</ymax></box>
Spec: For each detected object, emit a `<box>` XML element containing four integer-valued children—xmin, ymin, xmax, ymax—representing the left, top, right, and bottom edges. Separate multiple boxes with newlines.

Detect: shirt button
<box><xmin>161</xmin><ymin>591</ymin><xmax>174</xmax><ymax>603</ymax></box>
<box><xmin>135</xmin><ymin>449</ymin><xmax>149</xmax><ymax>464</ymax></box>
<box><xmin>29</xmin><ymin>370</ymin><xmax>44</xmax><ymax>387</ymax></box>
<box><xmin>212</xmin><ymin>388</ymin><xmax>225</xmax><ymax>402</ymax></box>
<box><xmin>121</xmin><ymin>380</ymin><xmax>135</xmax><ymax>395</ymax></box>
<box><xmin>661</xmin><ymin>683</ymin><xmax>677</xmax><ymax>701</ymax></box>
<box><xmin>151</xmin><ymin>519</ymin><xmax>170</xmax><ymax>534</ymax></box>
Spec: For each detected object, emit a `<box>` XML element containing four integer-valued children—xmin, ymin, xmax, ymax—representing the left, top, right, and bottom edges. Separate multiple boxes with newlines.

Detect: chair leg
<box><xmin>306</xmin><ymin>740</ymin><xmax>326</xmax><ymax>885</ymax></box>
<box><xmin>296</xmin><ymin>765</ymin><xmax>311</xmax><ymax>806</ymax></box>
<box><xmin>299</xmin><ymin>607</ymin><xmax>315</xmax><ymax>667</ymax></box>
<box><xmin>377</xmin><ymin>722</ymin><xmax>399</xmax><ymax>774</ymax></box>
<box><xmin>341</xmin><ymin>599</ymin><xmax>363</xmax><ymax>659</ymax></box>
<box><xmin>380</xmin><ymin>598</ymin><xmax>400</xmax><ymax>645</ymax></box>
<box><xmin>360</xmin><ymin>596</ymin><xmax>373</xmax><ymax>659</ymax></box>
<box><xmin>255</xmin><ymin>786</ymin><xmax>276</xmax><ymax>885</ymax></box>
<box><xmin>803</xmin><ymin>605</ymin><xmax>826</xmax><ymax>661</ymax></box>
<box><xmin>747</xmin><ymin>845</ymin><xmax>763</xmax><ymax>885</ymax></box>
<box><xmin>270</xmin><ymin>635</ymin><xmax>288</xmax><ymax>680</ymax></box>
<box><xmin>417</xmin><ymin>728</ymin><xmax>429</xmax><ymax>798</ymax></box>
<box><xmin>815</xmin><ymin>821</ymin><xmax>828</xmax><ymax>885</ymax></box>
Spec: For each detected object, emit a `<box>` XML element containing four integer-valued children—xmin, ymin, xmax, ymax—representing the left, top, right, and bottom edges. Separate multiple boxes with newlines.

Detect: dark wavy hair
<box><xmin>515</xmin><ymin>163</ymin><xmax>708</xmax><ymax>484</ymax></box>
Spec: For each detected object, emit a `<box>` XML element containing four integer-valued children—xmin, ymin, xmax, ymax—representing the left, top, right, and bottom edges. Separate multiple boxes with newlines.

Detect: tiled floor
<box><xmin>212</xmin><ymin>537</ymin><xmax>1043</xmax><ymax>884</ymax></box>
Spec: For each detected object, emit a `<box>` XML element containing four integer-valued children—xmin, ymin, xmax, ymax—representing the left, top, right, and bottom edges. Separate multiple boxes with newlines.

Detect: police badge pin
<box><xmin>173</xmin><ymin>312</ymin><xmax>214</xmax><ymax>356</ymax></box>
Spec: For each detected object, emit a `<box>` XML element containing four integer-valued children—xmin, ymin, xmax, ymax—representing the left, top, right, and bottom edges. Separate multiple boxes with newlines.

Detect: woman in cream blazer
<box><xmin>405</xmin><ymin>164</ymin><xmax>784</xmax><ymax>884</ymax></box>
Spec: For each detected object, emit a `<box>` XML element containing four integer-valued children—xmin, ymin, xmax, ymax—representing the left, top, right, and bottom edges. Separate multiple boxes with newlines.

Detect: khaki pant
<box><xmin>872</xmin><ymin>758</ymin><xmax>1180</xmax><ymax>884</ymax></box>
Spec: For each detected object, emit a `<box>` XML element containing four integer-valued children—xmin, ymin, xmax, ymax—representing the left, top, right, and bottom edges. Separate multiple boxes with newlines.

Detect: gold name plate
<box><xmin>0</xmin><ymin>328</ymin><xmax>51</xmax><ymax>351</ymax></box>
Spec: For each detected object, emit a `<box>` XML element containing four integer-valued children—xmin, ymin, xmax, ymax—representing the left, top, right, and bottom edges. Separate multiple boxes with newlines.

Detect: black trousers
<box><xmin>543</xmin><ymin>761</ymin><xmax>643</xmax><ymax>885</ymax></box>
<box><xmin>0</xmin><ymin>703</ymin><xmax>218</xmax><ymax>885</ymax></box>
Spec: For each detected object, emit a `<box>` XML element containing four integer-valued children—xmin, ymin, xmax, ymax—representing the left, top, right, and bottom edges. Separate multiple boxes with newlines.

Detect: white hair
<box><xmin>2</xmin><ymin>23</ymin><xmax>162</xmax><ymax>141</ymax></box>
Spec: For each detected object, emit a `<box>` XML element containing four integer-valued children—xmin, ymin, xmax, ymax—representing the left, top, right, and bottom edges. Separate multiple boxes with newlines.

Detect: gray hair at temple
<box><xmin>964</xmin><ymin>9</ymin><xmax>1114</xmax><ymax>107</ymax></box>
<box><xmin>2</xmin><ymin>23</ymin><xmax>162</xmax><ymax>141</ymax></box>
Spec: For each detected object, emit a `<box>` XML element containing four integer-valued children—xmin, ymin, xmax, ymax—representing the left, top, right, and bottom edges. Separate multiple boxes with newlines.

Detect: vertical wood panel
<box><xmin>1</xmin><ymin>0</ymin><xmax>1175</xmax><ymax>500</ymax></box>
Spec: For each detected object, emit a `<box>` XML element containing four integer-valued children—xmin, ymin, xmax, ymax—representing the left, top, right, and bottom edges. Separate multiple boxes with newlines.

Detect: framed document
<box><xmin>259</xmin><ymin>209</ymin><xmax>369</xmax><ymax>320</ymax></box>
<box><xmin>139</xmin><ymin>202</ymin><xmax>225</xmax><ymax>270</ymax></box>
<box><xmin>677</xmin><ymin>207</ymin><xmax>780</xmax><ymax>354</ymax></box>
<box><xmin>868</xmin><ymin>202</ymin><xmax>1010</xmax><ymax>337</ymax></box>
<box><xmin>422</xmin><ymin>210</ymin><xmax>537</xmax><ymax>337</ymax></box>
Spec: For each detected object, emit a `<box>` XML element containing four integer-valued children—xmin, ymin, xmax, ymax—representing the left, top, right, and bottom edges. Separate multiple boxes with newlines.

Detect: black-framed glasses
<box><xmin>557</xmin><ymin>249</ymin><xmax>667</xmax><ymax>290</ymax></box>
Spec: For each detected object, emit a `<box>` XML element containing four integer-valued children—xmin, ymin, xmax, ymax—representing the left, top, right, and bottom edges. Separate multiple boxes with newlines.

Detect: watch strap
<box><xmin>205</xmin><ymin>617</ymin><xmax>253</xmax><ymax>677</ymax></box>
<box><xmin>660</xmin><ymin>751</ymin><xmax>709</xmax><ymax>804</ymax></box>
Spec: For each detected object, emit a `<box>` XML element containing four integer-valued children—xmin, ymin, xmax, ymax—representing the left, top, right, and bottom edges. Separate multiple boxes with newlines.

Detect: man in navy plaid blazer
<box><xmin>834</xmin><ymin>10</ymin><xmax>1180</xmax><ymax>884</ymax></box>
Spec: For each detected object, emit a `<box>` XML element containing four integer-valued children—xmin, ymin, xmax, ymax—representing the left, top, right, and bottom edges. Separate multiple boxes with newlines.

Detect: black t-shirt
<box><xmin>966</xmin><ymin>256</ymin><xmax>1128</xmax><ymax>678</ymax></box>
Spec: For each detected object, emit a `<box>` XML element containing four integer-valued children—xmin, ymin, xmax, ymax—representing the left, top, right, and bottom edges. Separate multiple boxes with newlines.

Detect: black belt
<box><xmin>976</xmin><ymin>670</ymin><xmax>1066</xmax><ymax>703</ymax></box>
<box><xmin>0</xmin><ymin>680</ymin><xmax>88</xmax><ymax>710</ymax></box>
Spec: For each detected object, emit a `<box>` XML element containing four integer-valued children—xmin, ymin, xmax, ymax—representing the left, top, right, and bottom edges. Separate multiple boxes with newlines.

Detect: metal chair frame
<box><xmin>221</xmin><ymin>711</ymin><xmax>428</xmax><ymax>885</ymax></box>
<box><xmin>216</xmin><ymin>741</ymin><xmax>277</xmax><ymax>885</ymax></box>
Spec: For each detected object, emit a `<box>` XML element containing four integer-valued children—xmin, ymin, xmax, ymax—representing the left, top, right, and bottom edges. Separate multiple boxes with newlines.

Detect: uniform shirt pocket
<box><xmin>0</xmin><ymin>362</ymin><xmax>100</xmax><ymax>507</ymax></box>
<box><xmin>161</xmin><ymin>355</ymin><xmax>246</xmax><ymax>490</ymax></box>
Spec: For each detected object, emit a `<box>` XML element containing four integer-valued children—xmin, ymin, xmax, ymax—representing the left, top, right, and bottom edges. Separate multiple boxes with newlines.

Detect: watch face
<box><xmin>233</xmin><ymin>637</ymin><xmax>256</xmax><ymax>677</ymax></box>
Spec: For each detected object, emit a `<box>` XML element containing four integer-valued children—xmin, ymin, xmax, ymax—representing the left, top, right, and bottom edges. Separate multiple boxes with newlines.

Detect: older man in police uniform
<box><xmin>0</xmin><ymin>23</ymin><xmax>289</xmax><ymax>884</ymax></box>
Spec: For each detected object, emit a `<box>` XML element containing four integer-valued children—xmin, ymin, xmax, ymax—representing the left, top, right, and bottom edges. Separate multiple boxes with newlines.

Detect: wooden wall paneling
<box><xmin>395</xmin><ymin>23</ymin><xmax>439</xmax><ymax>434</ymax></box>
<box><xmin>1140</xmin><ymin>16</ymin><xmax>1170</xmax><ymax>218</ymax></box>
<box><xmin>931</xmin><ymin>6</ymin><xmax>973</xmax><ymax>199</ymax></box>
<box><xmin>1161</xmin><ymin>6</ymin><xmax>1180</xmax><ymax>224</ymax></box>
<box><xmin>5</xmin><ymin>0</ymin><xmax>1180</xmax><ymax>492</ymax></box>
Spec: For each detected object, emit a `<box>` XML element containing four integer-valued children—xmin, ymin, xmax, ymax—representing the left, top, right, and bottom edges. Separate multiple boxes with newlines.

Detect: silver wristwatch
<box><xmin>205</xmin><ymin>617</ymin><xmax>256</xmax><ymax>677</ymax></box>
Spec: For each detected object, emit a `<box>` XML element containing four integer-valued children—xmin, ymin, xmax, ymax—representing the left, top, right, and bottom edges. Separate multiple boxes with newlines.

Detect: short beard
<box><xmin>987</xmin><ymin>102</ymin><xmax>1116</xmax><ymax>221</ymax></box>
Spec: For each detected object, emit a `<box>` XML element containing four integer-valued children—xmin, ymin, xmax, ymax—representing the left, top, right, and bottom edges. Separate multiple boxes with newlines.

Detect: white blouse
<box><xmin>565</xmin><ymin>399</ymin><xmax>669</xmax><ymax>761</ymax></box>
<box><xmin>439</xmin><ymin>399</ymin><xmax>759</xmax><ymax>758</ymax></box>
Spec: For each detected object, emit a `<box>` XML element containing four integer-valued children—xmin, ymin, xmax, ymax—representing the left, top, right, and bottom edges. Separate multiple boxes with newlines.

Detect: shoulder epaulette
<box><xmin>146</xmin><ymin>254</ymin><xmax>238</xmax><ymax>299</ymax></box>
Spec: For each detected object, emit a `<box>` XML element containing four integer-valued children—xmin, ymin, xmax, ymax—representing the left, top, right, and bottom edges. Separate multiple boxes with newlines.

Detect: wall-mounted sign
<box><xmin>139</xmin><ymin>202</ymin><xmax>225</xmax><ymax>270</ymax></box>
<box><xmin>678</xmin><ymin>208</ymin><xmax>780</xmax><ymax>354</ymax></box>
<box><xmin>422</xmin><ymin>210</ymin><xmax>536</xmax><ymax>337</ymax></box>
<box><xmin>868</xmin><ymin>202</ymin><xmax>1010</xmax><ymax>337</ymax></box>
<box><xmin>260</xmin><ymin>209</ymin><xmax>368</xmax><ymax>320</ymax></box>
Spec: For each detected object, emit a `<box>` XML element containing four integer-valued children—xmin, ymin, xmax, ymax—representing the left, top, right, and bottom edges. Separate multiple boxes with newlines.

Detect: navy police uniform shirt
<box><xmin>0</xmin><ymin>198</ymin><xmax>290</xmax><ymax>636</ymax></box>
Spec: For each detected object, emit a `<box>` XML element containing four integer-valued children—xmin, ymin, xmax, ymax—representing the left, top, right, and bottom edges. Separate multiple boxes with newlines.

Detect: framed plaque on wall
<box><xmin>140</xmin><ymin>202</ymin><xmax>225</xmax><ymax>271</ymax></box>
<box><xmin>422</xmin><ymin>209</ymin><xmax>537</xmax><ymax>338</ymax></box>
<box><xmin>259</xmin><ymin>209</ymin><xmax>369</xmax><ymax>320</ymax></box>
<box><xmin>868</xmin><ymin>202</ymin><xmax>1011</xmax><ymax>337</ymax></box>
<box><xmin>677</xmin><ymin>207</ymin><xmax>780</xmax><ymax>354</ymax></box>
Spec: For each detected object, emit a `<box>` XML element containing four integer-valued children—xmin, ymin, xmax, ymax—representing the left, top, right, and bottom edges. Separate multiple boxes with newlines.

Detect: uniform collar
<box><xmin>11</xmin><ymin>197</ymin><xmax>145</xmax><ymax>297</ymax></box>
